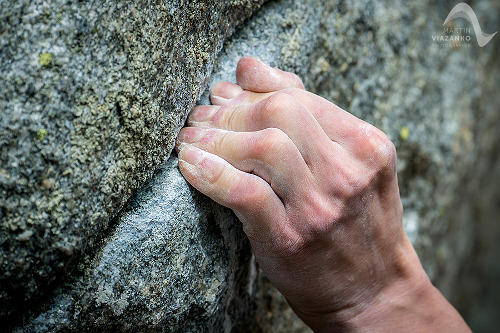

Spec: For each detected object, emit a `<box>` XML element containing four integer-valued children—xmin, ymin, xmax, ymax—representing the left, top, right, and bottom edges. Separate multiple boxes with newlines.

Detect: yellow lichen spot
<box><xmin>39</xmin><ymin>53</ymin><xmax>53</xmax><ymax>67</ymax></box>
<box><xmin>36</xmin><ymin>128</ymin><xmax>48</xmax><ymax>141</ymax></box>
<box><xmin>399</xmin><ymin>126</ymin><xmax>410</xmax><ymax>141</ymax></box>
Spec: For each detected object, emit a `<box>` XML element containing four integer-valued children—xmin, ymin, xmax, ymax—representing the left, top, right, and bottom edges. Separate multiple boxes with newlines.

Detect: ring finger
<box><xmin>188</xmin><ymin>92</ymin><xmax>341</xmax><ymax>173</ymax></box>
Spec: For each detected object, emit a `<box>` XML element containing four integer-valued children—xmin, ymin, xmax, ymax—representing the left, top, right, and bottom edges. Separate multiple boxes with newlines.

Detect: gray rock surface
<box><xmin>0</xmin><ymin>0</ymin><xmax>265</xmax><ymax>321</ymax></box>
<box><xmin>14</xmin><ymin>155</ymin><xmax>309</xmax><ymax>332</ymax></box>
<box><xmin>4</xmin><ymin>0</ymin><xmax>500</xmax><ymax>331</ymax></box>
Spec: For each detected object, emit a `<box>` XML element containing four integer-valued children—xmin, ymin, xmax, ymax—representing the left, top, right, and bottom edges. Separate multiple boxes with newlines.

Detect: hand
<box><xmin>175</xmin><ymin>57</ymin><xmax>470</xmax><ymax>332</ymax></box>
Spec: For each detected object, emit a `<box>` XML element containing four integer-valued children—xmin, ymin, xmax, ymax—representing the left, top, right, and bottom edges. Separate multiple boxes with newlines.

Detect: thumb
<box><xmin>236</xmin><ymin>57</ymin><xmax>305</xmax><ymax>93</ymax></box>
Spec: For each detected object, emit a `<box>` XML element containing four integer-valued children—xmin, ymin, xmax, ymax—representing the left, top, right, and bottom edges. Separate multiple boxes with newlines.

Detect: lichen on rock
<box><xmin>0</xmin><ymin>0</ymin><xmax>265</xmax><ymax>323</ymax></box>
<box><xmin>3</xmin><ymin>0</ymin><xmax>499</xmax><ymax>331</ymax></box>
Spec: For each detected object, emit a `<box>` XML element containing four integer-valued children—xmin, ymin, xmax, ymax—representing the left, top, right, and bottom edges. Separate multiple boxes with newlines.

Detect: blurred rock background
<box><xmin>1</xmin><ymin>0</ymin><xmax>498</xmax><ymax>331</ymax></box>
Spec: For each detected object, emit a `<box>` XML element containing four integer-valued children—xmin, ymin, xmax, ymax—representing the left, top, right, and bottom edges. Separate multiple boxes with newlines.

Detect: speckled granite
<box><xmin>3</xmin><ymin>0</ymin><xmax>499</xmax><ymax>331</ymax></box>
<box><xmin>0</xmin><ymin>0</ymin><xmax>265</xmax><ymax>322</ymax></box>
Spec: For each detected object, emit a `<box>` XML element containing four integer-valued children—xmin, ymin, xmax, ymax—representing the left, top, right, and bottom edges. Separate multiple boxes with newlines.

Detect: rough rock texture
<box><xmin>3</xmin><ymin>0</ymin><xmax>500</xmax><ymax>331</ymax></box>
<box><xmin>12</xmin><ymin>156</ymin><xmax>309</xmax><ymax>332</ymax></box>
<box><xmin>448</xmin><ymin>38</ymin><xmax>500</xmax><ymax>331</ymax></box>
<box><xmin>0</xmin><ymin>0</ymin><xmax>266</xmax><ymax>321</ymax></box>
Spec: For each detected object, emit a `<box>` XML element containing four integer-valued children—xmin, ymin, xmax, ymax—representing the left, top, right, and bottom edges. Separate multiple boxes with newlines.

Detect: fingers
<box><xmin>280</xmin><ymin>88</ymin><xmax>365</xmax><ymax>143</ymax></box>
<box><xmin>177</xmin><ymin>126</ymin><xmax>313</xmax><ymax>202</ymax></box>
<box><xmin>209</xmin><ymin>81</ymin><xmax>244</xmax><ymax>105</ymax></box>
<box><xmin>236</xmin><ymin>57</ymin><xmax>305</xmax><ymax>92</ymax></box>
<box><xmin>209</xmin><ymin>57</ymin><xmax>304</xmax><ymax>106</ymax></box>
<box><xmin>189</xmin><ymin>92</ymin><xmax>339</xmax><ymax>174</ymax></box>
<box><xmin>281</xmin><ymin>89</ymin><xmax>397</xmax><ymax>175</ymax></box>
<box><xmin>206</xmin><ymin>77</ymin><xmax>366</xmax><ymax>149</ymax></box>
<box><xmin>210</xmin><ymin>81</ymin><xmax>274</xmax><ymax>106</ymax></box>
<box><xmin>203</xmin><ymin>79</ymin><xmax>394</xmax><ymax>180</ymax></box>
<box><xmin>176</xmin><ymin>143</ymin><xmax>288</xmax><ymax>243</ymax></box>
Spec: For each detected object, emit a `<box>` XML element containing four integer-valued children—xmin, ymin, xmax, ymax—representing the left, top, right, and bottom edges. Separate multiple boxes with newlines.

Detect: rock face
<box><xmin>3</xmin><ymin>0</ymin><xmax>499</xmax><ymax>331</ymax></box>
<box><xmin>0</xmin><ymin>0</ymin><xmax>265</xmax><ymax>321</ymax></box>
<box><xmin>12</xmin><ymin>156</ymin><xmax>309</xmax><ymax>332</ymax></box>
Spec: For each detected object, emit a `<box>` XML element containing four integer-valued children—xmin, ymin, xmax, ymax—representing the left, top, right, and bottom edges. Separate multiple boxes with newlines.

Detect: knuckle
<box><xmin>358</xmin><ymin>124</ymin><xmax>397</xmax><ymax>175</ymax></box>
<box><xmin>221</xmin><ymin>105</ymin><xmax>239</xmax><ymax>129</ymax></box>
<box><xmin>252</xmin><ymin>128</ymin><xmax>291</xmax><ymax>158</ymax></box>
<box><xmin>211</xmin><ymin>129</ymin><xmax>229</xmax><ymax>152</ymax></box>
<box><xmin>371</xmin><ymin>134</ymin><xmax>397</xmax><ymax>176</ymax></box>
<box><xmin>257</xmin><ymin>92</ymin><xmax>293</xmax><ymax>122</ymax></box>
<box><xmin>202</xmin><ymin>156</ymin><xmax>226</xmax><ymax>186</ymax></box>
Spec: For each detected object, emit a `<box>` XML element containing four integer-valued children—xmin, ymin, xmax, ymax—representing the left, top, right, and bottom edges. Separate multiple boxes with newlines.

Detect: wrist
<box><xmin>347</xmin><ymin>274</ymin><xmax>471</xmax><ymax>333</ymax></box>
<box><xmin>346</xmin><ymin>270</ymin><xmax>438</xmax><ymax>332</ymax></box>
<box><xmin>294</xmin><ymin>269</ymin><xmax>431</xmax><ymax>332</ymax></box>
<box><xmin>293</xmin><ymin>238</ymin><xmax>471</xmax><ymax>332</ymax></box>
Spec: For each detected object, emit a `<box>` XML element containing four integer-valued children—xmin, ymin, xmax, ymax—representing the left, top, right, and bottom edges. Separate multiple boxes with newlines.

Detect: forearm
<box><xmin>347</xmin><ymin>278</ymin><xmax>471</xmax><ymax>333</ymax></box>
<box><xmin>294</xmin><ymin>239</ymin><xmax>471</xmax><ymax>333</ymax></box>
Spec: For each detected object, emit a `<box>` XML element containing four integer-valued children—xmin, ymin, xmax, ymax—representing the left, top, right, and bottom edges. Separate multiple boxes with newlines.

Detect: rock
<box><xmin>0</xmin><ymin>0</ymin><xmax>266</xmax><ymax>321</ymax></box>
<box><xmin>5</xmin><ymin>0</ymin><xmax>500</xmax><ymax>331</ymax></box>
<box><xmin>12</xmin><ymin>156</ymin><xmax>310</xmax><ymax>332</ymax></box>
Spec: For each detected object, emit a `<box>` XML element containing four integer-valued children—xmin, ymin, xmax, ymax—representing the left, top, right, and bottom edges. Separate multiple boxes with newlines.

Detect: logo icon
<box><xmin>443</xmin><ymin>3</ymin><xmax>497</xmax><ymax>47</ymax></box>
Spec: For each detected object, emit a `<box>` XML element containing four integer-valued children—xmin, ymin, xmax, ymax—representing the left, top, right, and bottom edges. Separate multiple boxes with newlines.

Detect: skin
<box><xmin>175</xmin><ymin>57</ymin><xmax>471</xmax><ymax>332</ymax></box>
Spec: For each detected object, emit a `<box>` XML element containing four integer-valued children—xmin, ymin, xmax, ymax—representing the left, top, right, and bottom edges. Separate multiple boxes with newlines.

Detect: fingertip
<box><xmin>188</xmin><ymin>105</ymin><xmax>219</xmax><ymax>124</ymax></box>
<box><xmin>236</xmin><ymin>56</ymin><xmax>305</xmax><ymax>92</ymax></box>
<box><xmin>237</xmin><ymin>56</ymin><xmax>264</xmax><ymax>72</ymax></box>
<box><xmin>177</xmin><ymin>144</ymin><xmax>204</xmax><ymax>166</ymax></box>
<box><xmin>210</xmin><ymin>81</ymin><xmax>244</xmax><ymax>105</ymax></box>
<box><xmin>177</xmin><ymin>145</ymin><xmax>220</xmax><ymax>192</ymax></box>
<box><xmin>236</xmin><ymin>57</ymin><xmax>267</xmax><ymax>92</ymax></box>
<box><xmin>286</xmin><ymin>72</ymin><xmax>305</xmax><ymax>90</ymax></box>
<box><xmin>177</xmin><ymin>150</ymin><xmax>199</xmax><ymax>186</ymax></box>
<box><xmin>177</xmin><ymin>157</ymin><xmax>194</xmax><ymax>177</ymax></box>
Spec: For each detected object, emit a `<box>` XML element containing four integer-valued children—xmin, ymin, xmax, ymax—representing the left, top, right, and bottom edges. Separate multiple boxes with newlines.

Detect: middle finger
<box><xmin>188</xmin><ymin>92</ymin><xmax>340</xmax><ymax>172</ymax></box>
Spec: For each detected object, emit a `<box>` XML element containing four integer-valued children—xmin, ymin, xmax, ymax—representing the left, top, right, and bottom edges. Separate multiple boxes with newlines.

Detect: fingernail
<box><xmin>177</xmin><ymin>127</ymin><xmax>205</xmax><ymax>143</ymax></box>
<box><xmin>211</xmin><ymin>81</ymin><xmax>243</xmax><ymax>100</ymax></box>
<box><xmin>178</xmin><ymin>144</ymin><xmax>204</xmax><ymax>165</ymax></box>
<box><xmin>189</xmin><ymin>105</ymin><xmax>218</xmax><ymax>122</ymax></box>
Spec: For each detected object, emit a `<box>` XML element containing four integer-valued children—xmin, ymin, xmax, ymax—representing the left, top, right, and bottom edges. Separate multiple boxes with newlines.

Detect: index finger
<box><xmin>236</xmin><ymin>57</ymin><xmax>305</xmax><ymax>92</ymax></box>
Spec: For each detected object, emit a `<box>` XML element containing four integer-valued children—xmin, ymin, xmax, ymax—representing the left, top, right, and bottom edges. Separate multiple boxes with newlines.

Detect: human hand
<box><xmin>175</xmin><ymin>57</ymin><xmax>470</xmax><ymax>332</ymax></box>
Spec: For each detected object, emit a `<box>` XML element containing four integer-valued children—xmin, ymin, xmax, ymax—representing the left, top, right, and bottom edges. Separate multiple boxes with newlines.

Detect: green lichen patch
<box><xmin>36</xmin><ymin>128</ymin><xmax>48</xmax><ymax>141</ymax></box>
<box><xmin>39</xmin><ymin>53</ymin><xmax>53</xmax><ymax>67</ymax></box>
<box><xmin>399</xmin><ymin>126</ymin><xmax>410</xmax><ymax>141</ymax></box>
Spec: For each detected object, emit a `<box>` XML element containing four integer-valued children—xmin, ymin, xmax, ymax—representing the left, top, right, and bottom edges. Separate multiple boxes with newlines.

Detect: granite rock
<box><xmin>0</xmin><ymin>0</ymin><xmax>265</xmax><ymax>321</ymax></box>
<box><xmin>5</xmin><ymin>0</ymin><xmax>500</xmax><ymax>331</ymax></box>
